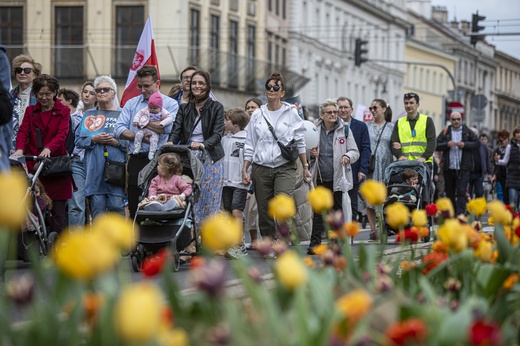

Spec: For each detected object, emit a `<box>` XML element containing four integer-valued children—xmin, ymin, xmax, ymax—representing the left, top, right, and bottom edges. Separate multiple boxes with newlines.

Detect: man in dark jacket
<box><xmin>0</xmin><ymin>45</ymin><xmax>13</xmax><ymax>172</ymax></box>
<box><xmin>337</xmin><ymin>96</ymin><xmax>371</xmax><ymax>222</ymax></box>
<box><xmin>436</xmin><ymin>112</ymin><xmax>479</xmax><ymax>216</ymax></box>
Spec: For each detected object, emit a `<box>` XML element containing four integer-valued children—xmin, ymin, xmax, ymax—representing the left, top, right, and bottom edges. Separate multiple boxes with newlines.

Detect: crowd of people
<box><xmin>0</xmin><ymin>52</ymin><xmax>513</xmax><ymax>259</ymax></box>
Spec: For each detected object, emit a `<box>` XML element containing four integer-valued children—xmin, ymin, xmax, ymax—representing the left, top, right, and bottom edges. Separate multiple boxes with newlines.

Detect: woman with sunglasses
<box><xmin>242</xmin><ymin>72</ymin><xmax>311</xmax><ymax>247</ymax></box>
<box><xmin>10</xmin><ymin>54</ymin><xmax>43</xmax><ymax>149</ymax></box>
<box><xmin>75</xmin><ymin>76</ymin><xmax>127</xmax><ymax>220</ymax></box>
<box><xmin>493</xmin><ymin>129</ymin><xmax>510</xmax><ymax>204</ymax></box>
<box><xmin>365</xmin><ymin>99</ymin><xmax>394</xmax><ymax>240</ymax></box>
<box><xmin>13</xmin><ymin>74</ymin><xmax>72</xmax><ymax>234</ymax></box>
<box><xmin>168</xmin><ymin>69</ymin><xmax>225</xmax><ymax>232</ymax></box>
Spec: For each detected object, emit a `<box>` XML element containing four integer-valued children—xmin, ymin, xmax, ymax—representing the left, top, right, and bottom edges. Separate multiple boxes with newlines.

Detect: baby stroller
<box><xmin>10</xmin><ymin>155</ymin><xmax>57</xmax><ymax>260</ymax></box>
<box><xmin>383</xmin><ymin>161</ymin><xmax>435</xmax><ymax>242</ymax></box>
<box><xmin>130</xmin><ymin>145</ymin><xmax>204</xmax><ymax>271</ymax></box>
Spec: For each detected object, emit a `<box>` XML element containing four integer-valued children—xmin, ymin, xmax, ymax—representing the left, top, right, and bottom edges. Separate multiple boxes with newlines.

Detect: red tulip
<box><xmin>469</xmin><ymin>320</ymin><xmax>502</xmax><ymax>346</ymax></box>
<box><xmin>425</xmin><ymin>204</ymin><xmax>438</xmax><ymax>216</ymax></box>
<box><xmin>385</xmin><ymin>318</ymin><xmax>428</xmax><ymax>345</ymax></box>
<box><xmin>142</xmin><ymin>248</ymin><xmax>170</xmax><ymax>277</ymax></box>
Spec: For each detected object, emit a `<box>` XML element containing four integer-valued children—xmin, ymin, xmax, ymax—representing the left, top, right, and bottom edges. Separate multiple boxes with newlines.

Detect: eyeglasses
<box><xmin>15</xmin><ymin>67</ymin><xmax>33</xmax><ymax>74</ymax></box>
<box><xmin>450</xmin><ymin>118</ymin><xmax>462</xmax><ymax>121</ymax></box>
<box><xmin>265</xmin><ymin>85</ymin><xmax>281</xmax><ymax>92</ymax></box>
<box><xmin>95</xmin><ymin>87</ymin><xmax>113</xmax><ymax>94</ymax></box>
<box><xmin>323</xmin><ymin>111</ymin><xmax>337</xmax><ymax>115</ymax></box>
<box><xmin>36</xmin><ymin>92</ymin><xmax>54</xmax><ymax>99</ymax></box>
<box><xmin>136</xmin><ymin>82</ymin><xmax>155</xmax><ymax>89</ymax></box>
<box><xmin>369</xmin><ymin>106</ymin><xmax>379</xmax><ymax>111</ymax></box>
<box><xmin>404</xmin><ymin>93</ymin><xmax>418</xmax><ymax>99</ymax></box>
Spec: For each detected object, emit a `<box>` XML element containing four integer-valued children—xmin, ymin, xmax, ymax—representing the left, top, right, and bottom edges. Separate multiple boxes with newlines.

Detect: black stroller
<box><xmin>130</xmin><ymin>145</ymin><xmax>204</xmax><ymax>271</ymax></box>
<box><xmin>383</xmin><ymin>161</ymin><xmax>435</xmax><ymax>242</ymax></box>
<box><xmin>10</xmin><ymin>155</ymin><xmax>57</xmax><ymax>259</ymax></box>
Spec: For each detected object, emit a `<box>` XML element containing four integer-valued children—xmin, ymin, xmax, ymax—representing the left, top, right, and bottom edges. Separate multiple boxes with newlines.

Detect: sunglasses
<box><xmin>15</xmin><ymin>67</ymin><xmax>33</xmax><ymax>74</ymax></box>
<box><xmin>265</xmin><ymin>85</ymin><xmax>281</xmax><ymax>92</ymax></box>
<box><xmin>369</xmin><ymin>106</ymin><xmax>379</xmax><ymax>111</ymax></box>
<box><xmin>404</xmin><ymin>93</ymin><xmax>418</xmax><ymax>99</ymax></box>
<box><xmin>95</xmin><ymin>87</ymin><xmax>113</xmax><ymax>94</ymax></box>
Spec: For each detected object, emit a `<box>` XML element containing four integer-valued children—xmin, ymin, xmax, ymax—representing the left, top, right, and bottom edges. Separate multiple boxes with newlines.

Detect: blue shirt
<box><xmin>115</xmin><ymin>93</ymin><xmax>178</xmax><ymax>154</ymax></box>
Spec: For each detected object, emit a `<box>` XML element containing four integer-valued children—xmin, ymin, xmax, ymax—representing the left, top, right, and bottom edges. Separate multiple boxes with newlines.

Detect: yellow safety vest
<box><xmin>397</xmin><ymin>114</ymin><xmax>432</xmax><ymax>163</ymax></box>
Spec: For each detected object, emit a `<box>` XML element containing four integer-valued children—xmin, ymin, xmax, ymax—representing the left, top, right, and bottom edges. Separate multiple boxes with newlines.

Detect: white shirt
<box><xmin>449</xmin><ymin>127</ymin><xmax>462</xmax><ymax>170</ymax></box>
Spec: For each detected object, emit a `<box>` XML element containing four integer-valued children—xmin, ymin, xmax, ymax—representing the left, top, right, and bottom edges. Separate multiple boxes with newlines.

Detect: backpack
<box><xmin>0</xmin><ymin>83</ymin><xmax>13</xmax><ymax>126</ymax></box>
<box><xmin>65</xmin><ymin>118</ymin><xmax>81</xmax><ymax>155</ymax></box>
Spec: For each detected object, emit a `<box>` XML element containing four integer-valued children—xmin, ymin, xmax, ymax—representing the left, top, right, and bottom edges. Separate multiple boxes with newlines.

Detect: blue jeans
<box><xmin>68</xmin><ymin>159</ymin><xmax>86</xmax><ymax>226</ymax></box>
<box><xmin>89</xmin><ymin>194</ymin><xmax>126</xmax><ymax>220</ymax></box>
<box><xmin>509</xmin><ymin>188</ymin><xmax>520</xmax><ymax>212</ymax></box>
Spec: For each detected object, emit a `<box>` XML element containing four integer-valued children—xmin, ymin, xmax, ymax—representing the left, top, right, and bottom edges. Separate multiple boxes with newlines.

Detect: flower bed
<box><xmin>1</xmin><ymin>172</ymin><xmax>519</xmax><ymax>345</ymax></box>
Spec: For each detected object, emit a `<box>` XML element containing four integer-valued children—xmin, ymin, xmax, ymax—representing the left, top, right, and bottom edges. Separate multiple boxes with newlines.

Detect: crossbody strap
<box><xmin>373</xmin><ymin>122</ymin><xmax>388</xmax><ymax>154</ymax></box>
<box><xmin>260</xmin><ymin>108</ymin><xmax>279</xmax><ymax>142</ymax></box>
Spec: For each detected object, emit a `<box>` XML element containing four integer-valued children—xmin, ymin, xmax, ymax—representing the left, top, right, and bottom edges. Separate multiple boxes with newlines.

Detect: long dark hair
<box><xmin>188</xmin><ymin>70</ymin><xmax>211</xmax><ymax>104</ymax></box>
<box><xmin>373</xmin><ymin>98</ymin><xmax>392</xmax><ymax>122</ymax></box>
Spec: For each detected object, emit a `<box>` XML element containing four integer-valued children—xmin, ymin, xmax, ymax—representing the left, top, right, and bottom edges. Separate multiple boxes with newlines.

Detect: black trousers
<box><xmin>444</xmin><ymin>169</ymin><xmax>470</xmax><ymax>216</ymax></box>
<box><xmin>310</xmin><ymin>179</ymin><xmax>342</xmax><ymax>246</ymax></box>
<box><xmin>127</xmin><ymin>154</ymin><xmax>151</xmax><ymax>218</ymax></box>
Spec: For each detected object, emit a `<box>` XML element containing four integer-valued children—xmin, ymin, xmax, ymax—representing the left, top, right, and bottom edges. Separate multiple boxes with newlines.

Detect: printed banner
<box><xmin>79</xmin><ymin>109</ymin><xmax>121</xmax><ymax>137</ymax></box>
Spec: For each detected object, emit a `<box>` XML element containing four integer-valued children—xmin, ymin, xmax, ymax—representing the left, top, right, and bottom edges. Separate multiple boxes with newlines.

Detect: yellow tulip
<box><xmin>385</xmin><ymin>202</ymin><xmax>410</xmax><ymax>230</ymax></box>
<box><xmin>200</xmin><ymin>213</ymin><xmax>242</xmax><ymax>252</ymax></box>
<box><xmin>503</xmin><ymin>273</ymin><xmax>519</xmax><ymax>290</ymax></box>
<box><xmin>474</xmin><ymin>240</ymin><xmax>493</xmax><ymax>262</ymax></box>
<box><xmin>268</xmin><ymin>194</ymin><xmax>296</xmax><ymax>222</ymax></box>
<box><xmin>437</xmin><ymin>219</ymin><xmax>467</xmax><ymax>252</ymax></box>
<box><xmin>436</xmin><ymin>198</ymin><xmax>455</xmax><ymax>218</ymax></box>
<box><xmin>336</xmin><ymin>289</ymin><xmax>372</xmax><ymax>325</ymax></box>
<box><xmin>91</xmin><ymin>212</ymin><xmax>136</xmax><ymax>251</ymax></box>
<box><xmin>488</xmin><ymin>200</ymin><xmax>512</xmax><ymax>225</ymax></box>
<box><xmin>307</xmin><ymin>186</ymin><xmax>334</xmax><ymax>213</ymax></box>
<box><xmin>115</xmin><ymin>282</ymin><xmax>163</xmax><ymax>342</ymax></box>
<box><xmin>0</xmin><ymin>172</ymin><xmax>29</xmax><ymax>230</ymax></box>
<box><xmin>343</xmin><ymin>221</ymin><xmax>360</xmax><ymax>237</ymax></box>
<box><xmin>412</xmin><ymin>209</ymin><xmax>428</xmax><ymax>227</ymax></box>
<box><xmin>466</xmin><ymin>197</ymin><xmax>487</xmax><ymax>217</ymax></box>
<box><xmin>158</xmin><ymin>328</ymin><xmax>189</xmax><ymax>346</ymax></box>
<box><xmin>359</xmin><ymin>180</ymin><xmax>387</xmax><ymax>206</ymax></box>
<box><xmin>274</xmin><ymin>251</ymin><xmax>307</xmax><ymax>291</ymax></box>
<box><xmin>53</xmin><ymin>231</ymin><xmax>120</xmax><ymax>280</ymax></box>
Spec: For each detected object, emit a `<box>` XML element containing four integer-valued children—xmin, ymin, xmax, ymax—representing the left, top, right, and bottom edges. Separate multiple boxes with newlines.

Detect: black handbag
<box><xmin>41</xmin><ymin>156</ymin><xmax>72</xmax><ymax>177</ymax></box>
<box><xmin>261</xmin><ymin>110</ymin><xmax>299</xmax><ymax>162</ymax></box>
<box><xmin>103</xmin><ymin>145</ymin><xmax>126</xmax><ymax>187</ymax></box>
<box><xmin>35</xmin><ymin>128</ymin><xmax>72</xmax><ymax>177</ymax></box>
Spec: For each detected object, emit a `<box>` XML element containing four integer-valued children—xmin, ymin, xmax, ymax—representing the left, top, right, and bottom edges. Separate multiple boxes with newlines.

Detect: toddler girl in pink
<box><xmin>133</xmin><ymin>91</ymin><xmax>173</xmax><ymax>160</ymax></box>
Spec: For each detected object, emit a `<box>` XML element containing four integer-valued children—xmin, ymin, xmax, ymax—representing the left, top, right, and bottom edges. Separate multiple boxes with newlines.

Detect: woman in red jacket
<box><xmin>14</xmin><ymin>74</ymin><xmax>72</xmax><ymax>234</ymax></box>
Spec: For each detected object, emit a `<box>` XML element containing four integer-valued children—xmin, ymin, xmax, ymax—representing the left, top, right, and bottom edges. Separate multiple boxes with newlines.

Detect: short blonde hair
<box><xmin>320</xmin><ymin>98</ymin><xmax>337</xmax><ymax>114</ymax></box>
<box><xmin>11</xmin><ymin>54</ymin><xmax>43</xmax><ymax>77</ymax></box>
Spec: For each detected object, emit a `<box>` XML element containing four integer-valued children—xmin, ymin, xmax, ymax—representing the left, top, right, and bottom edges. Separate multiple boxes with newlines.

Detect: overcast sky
<box><xmin>432</xmin><ymin>0</ymin><xmax>520</xmax><ymax>60</ymax></box>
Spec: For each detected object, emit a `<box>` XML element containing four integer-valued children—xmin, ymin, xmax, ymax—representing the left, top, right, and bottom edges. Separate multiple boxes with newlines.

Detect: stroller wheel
<box><xmin>131</xmin><ymin>255</ymin><xmax>142</xmax><ymax>272</ymax></box>
<box><xmin>47</xmin><ymin>232</ymin><xmax>59</xmax><ymax>253</ymax></box>
<box><xmin>172</xmin><ymin>251</ymin><xmax>180</xmax><ymax>272</ymax></box>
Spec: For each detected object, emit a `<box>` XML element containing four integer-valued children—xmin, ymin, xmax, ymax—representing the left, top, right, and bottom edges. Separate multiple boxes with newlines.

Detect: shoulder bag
<box><xmin>261</xmin><ymin>109</ymin><xmax>299</xmax><ymax>162</ymax></box>
<box><xmin>35</xmin><ymin>128</ymin><xmax>72</xmax><ymax>178</ymax></box>
<box><xmin>368</xmin><ymin>122</ymin><xmax>388</xmax><ymax>173</ymax></box>
<box><xmin>103</xmin><ymin>145</ymin><xmax>126</xmax><ymax>187</ymax></box>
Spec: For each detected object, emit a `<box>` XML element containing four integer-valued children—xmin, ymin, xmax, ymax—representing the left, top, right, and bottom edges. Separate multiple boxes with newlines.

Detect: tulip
<box><xmin>158</xmin><ymin>328</ymin><xmax>189</xmax><ymax>346</ymax></box>
<box><xmin>396</xmin><ymin>230</ymin><xmax>419</xmax><ymax>243</ymax></box>
<box><xmin>438</xmin><ymin>219</ymin><xmax>467</xmax><ymax>252</ymax></box>
<box><xmin>200</xmin><ymin>213</ymin><xmax>242</xmax><ymax>252</ymax></box>
<box><xmin>412</xmin><ymin>209</ymin><xmax>428</xmax><ymax>227</ymax></box>
<box><xmin>5</xmin><ymin>275</ymin><xmax>34</xmax><ymax>306</ymax></box>
<box><xmin>502</xmin><ymin>273</ymin><xmax>518</xmax><ymax>290</ymax></box>
<box><xmin>0</xmin><ymin>172</ymin><xmax>29</xmax><ymax>230</ymax></box>
<box><xmin>385</xmin><ymin>202</ymin><xmax>410</xmax><ymax>230</ymax></box>
<box><xmin>385</xmin><ymin>318</ymin><xmax>428</xmax><ymax>346</ymax></box>
<box><xmin>488</xmin><ymin>200</ymin><xmax>512</xmax><ymax>225</ymax></box>
<box><xmin>425</xmin><ymin>203</ymin><xmax>438</xmax><ymax>216</ymax></box>
<box><xmin>91</xmin><ymin>212</ymin><xmax>136</xmax><ymax>250</ymax></box>
<box><xmin>142</xmin><ymin>248</ymin><xmax>170</xmax><ymax>277</ymax></box>
<box><xmin>422</xmin><ymin>252</ymin><xmax>449</xmax><ymax>274</ymax></box>
<box><xmin>474</xmin><ymin>240</ymin><xmax>493</xmax><ymax>262</ymax></box>
<box><xmin>268</xmin><ymin>194</ymin><xmax>296</xmax><ymax>222</ymax></box>
<box><xmin>115</xmin><ymin>282</ymin><xmax>163</xmax><ymax>342</ymax></box>
<box><xmin>466</xmin><ymin>197</ymin><xmax>487</xmax><ymax>217</ymax></box>
<box><xmin>190</xmin><ymin>259</ymin><xmax>227</xmax><ymax>296</ymax></box>
<box><xmin>436</xmin><ymin>198</ymin><xmax>455</xmax><ymax>218</ymax></box>
<box><xmin>335</xmin><ymin>289</ymin><xmax>372</xmax><ymax>326</ymax></box>
<box><xmin>359</xmin><ymin>180</ymin><xmax>387</xmax><ymax>205</ymax></box>
<box><xmin>307</xmin><ymin>186</ymin><xmax>334</xmax><ymax>213</ymax></box>
<box><xmin>343</xmin><ymin>221</ymin><xmax>360</xmax><ymax>237</ymax></box>
<box><xmin>468</xmin><ymin>320</ymin><xmax>502</xmax><ymax>346</ymax></box>
<box><xmin>444</xmin><ymin>278</ymin><xmax>461</xmax><ymax>292</ymax></box>
<box><xmin>274</xmin><ymin>251</ymin><xmax>307</xmax><ymax>291</ymax></box>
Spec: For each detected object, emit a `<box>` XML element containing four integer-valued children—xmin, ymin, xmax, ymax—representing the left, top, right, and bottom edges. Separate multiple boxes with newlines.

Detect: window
<box><xmin>276</xmin><ymin>0</ymin><xmax>279</xmax><ymax>16</ymax></box>
<box><xmin>115</xmin><ymin>6</ymin><xmax>144</xmax><ymax>78</ymax></box>
<box><xmin>229</xmin><ymin>20</ymin><xmax>238</xmax><ymax>87</ymax></box>
<box><xmin>55</xmin><ymin>6</ymin><xmax>84</xmax><ymax>79</ymax></box>
<box><xmin>210</xmin><ymin>15</ymin><xmax>220</xmax><ymax>84</ymax></box>
<box><xmin>246</xmin><ymin>25</ymin><xmax>256</xmax><ymax>91</ymax></box>
<box><xmin>190</xmin><ymin>9</ymin><xmax>200</xmax><ymax>66</ymax></box>
<box><xmin>268</xmin><ymin>0</ymin><xmax>272</xmax><ymax>12</ymax></box>
<box><xmin>0</xmin><ymin>6</ymin><xmax>23</xmax><ymax>61</ymax></box>
<box><xmin>282</xmin><ymin>0</ymin><xmax>286</xmax><ymax>18</ymax></box>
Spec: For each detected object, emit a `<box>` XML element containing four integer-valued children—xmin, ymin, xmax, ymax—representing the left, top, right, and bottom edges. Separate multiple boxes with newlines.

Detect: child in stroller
<box><xmin>138</xmin><ymin>152</ymin><xmax>192</xmax><ymax>211</ymax></box>
<box><xmin>385</xmin><ymin>168</ymin><xmax>419</xmax><ymax>206</ymax></box>
<box><xmin>131</xmin><ymin>145</ymin><xmax>204</xmax><ymax>272</ymax></box>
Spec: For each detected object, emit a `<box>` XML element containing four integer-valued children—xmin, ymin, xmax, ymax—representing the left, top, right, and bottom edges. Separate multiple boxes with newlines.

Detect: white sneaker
<box><xmin>143</xmin><ymin>201</ymin><xmax>162</xmax><ymax>211</ymax></box>
<box><xmin>161</xmin><ymin>199</ymin><xmax>178</xmax><ymax>211</ymax></box>
<box><xmin>148</xmin><ymin>153</ymin><xmax>155</xmax><ymax>160</ymax></box>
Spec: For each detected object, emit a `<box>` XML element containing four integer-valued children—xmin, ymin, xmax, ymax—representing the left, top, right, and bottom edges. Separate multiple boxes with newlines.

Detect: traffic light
<box><xmin>354</xmin><ymin>38</ymin><xmax>368</xmax><ymax>67</ymax></box>
<box><xmin>471</xmin><ymin>12</ymin><xmax>486</xmax><ymax>45</ymax></box>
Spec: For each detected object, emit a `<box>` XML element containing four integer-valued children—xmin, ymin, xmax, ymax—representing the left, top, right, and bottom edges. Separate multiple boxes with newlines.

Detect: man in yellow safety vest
<box><xmin>390</xmin><ymin>92</ymin><xmax>436</xmax><ymax>166</ymax></box>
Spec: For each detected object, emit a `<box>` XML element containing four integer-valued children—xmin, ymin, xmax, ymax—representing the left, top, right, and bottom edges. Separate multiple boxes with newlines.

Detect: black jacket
<box><xmin>505</xmin><ymin>140</ymin><xmax>520</xmax><ymax>190</ymax></box>
<box><xmin>168</xmin><ymin>99</ymin><xmax>225</xmax><ymax>162</ymax></box>
<box><xmin>436</xmin><ymin>124</ymin><xmax>479</xmax><ymax>171</ymax></box>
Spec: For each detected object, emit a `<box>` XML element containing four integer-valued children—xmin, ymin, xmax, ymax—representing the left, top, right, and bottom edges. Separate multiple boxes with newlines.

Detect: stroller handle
<box><xmin>22</xmin><ymin>155</ymin><xmax>49</xmax><ymax>162</ymax></box>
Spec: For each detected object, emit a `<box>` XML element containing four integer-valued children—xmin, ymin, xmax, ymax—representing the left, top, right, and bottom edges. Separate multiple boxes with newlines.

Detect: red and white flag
<box><xmin>120</xmin><ymin>15</ymin><xmax>159</xmax><ymax>107</ymax></box>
